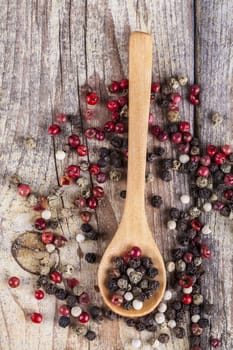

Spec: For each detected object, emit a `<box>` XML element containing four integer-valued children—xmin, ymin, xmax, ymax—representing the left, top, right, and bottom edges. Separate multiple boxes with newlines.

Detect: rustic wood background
<box><xmin>0</xmin><ymin>0</ymin><xmax>232</xmax><ymax>349</ymax></box>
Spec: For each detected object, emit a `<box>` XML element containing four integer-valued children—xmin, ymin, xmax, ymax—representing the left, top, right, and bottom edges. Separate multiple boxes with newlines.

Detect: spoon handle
<box><xmin>123</xmin><ymin>32</ymin><xmax>152</xmax><ymax>220</ymax></box>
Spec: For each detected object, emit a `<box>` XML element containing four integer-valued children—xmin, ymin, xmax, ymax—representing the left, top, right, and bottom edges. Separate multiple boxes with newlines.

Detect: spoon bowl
<box><xmin>98</xmin><ymin>32</ymin><xmax>166</xmax><ymax>317</ymax></box>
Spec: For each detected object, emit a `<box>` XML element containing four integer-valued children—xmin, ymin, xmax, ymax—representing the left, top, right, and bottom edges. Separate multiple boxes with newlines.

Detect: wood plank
<box><xmin>195</xmin><ymin>1</ymin><xmax>233</xmax><ymax>349</ymax></box>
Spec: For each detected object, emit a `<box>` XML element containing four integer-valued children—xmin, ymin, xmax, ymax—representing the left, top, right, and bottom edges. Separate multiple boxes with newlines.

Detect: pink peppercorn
<box><xmin>18</xmin><ymin>184</ymin><xmax>31</xmax><ymax>197</ymax></box>
<box><xmin>48</xmin><ymin>124</ymin><xmax>61</xmax><ymax>135</ymax></box>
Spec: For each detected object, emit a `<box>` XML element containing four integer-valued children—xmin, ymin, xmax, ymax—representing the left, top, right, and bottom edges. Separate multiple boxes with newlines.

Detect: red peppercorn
<box><xmin>197</xmin><ymin>166</ymin><xmax>210</xmax><ymax>178</ymax></box>
<box><xmin>182</xmin><ymin>132</ymin><xmax>193</xmax><ymax>143</ymax></box>
<box><xmin>207</xmin><ymin>144</ymin><xmax>217</xmax><ymax>157</ymax></box>
<box><xmin>89</xmin><ymin>164</ymin><xmax>100</xmax><ymax>175</ymax></box>
<box><xmin>200</xmin><ymin>155</ymin><xmax>211</xmax><ymax>166</ymax></box>
<box><xmin>151</xmin><ymin>125</ymin><xmax>161</xmax><ymax>137</ymax></box>
<box><xmin>129</xmin><ymin>246</ymin><xmax>142</xmax><ymax>258</ymax></box>
<box><xmin>67</xmin><ymin>278</ymin><xmax>80</xmax><ymax>289</ymax></box>
<box><xmin>79</xmin><ymin>292</ymin><xmax>90</xmax><ymax>305</ymax></box>
<box><xmin>107</xmin><ymin>100</ymin><xmax>119</xmax><ymax>112</ymax></box>
<box><xmin>68</xmin><ymin>134</ymin><xmax>80</xmax><ymax>148</ymax></box>
<box><xmin>210</xmin><ymin>338</ymin><xmax>221</xmax><ymax>348</ymax></box>
<box><xmin>214</xmin><ymin>152</ymin><xmax>226</xmax><ymax>165</ymax></box>
<box><xmin>92</xmin><ymin>186</ymin><xmax>105</xmax><ymax>199</ymax></box>
<box><xmin>84</xmin><ymin>108</ymin><xmax>94</xmax><ymax>121</ymax></box>
<box><xmin>191</xmin><ymin>219</ymin><xmax>202</xmax><ymax>231</ymax></box>
<box><xmin>104</xmin><ymin>121</ymin><xmax>115</xmax><ymax>133</ymax></box>
<box><xmin>178</xmin><ymin>275</ymin><xmax>193</xmax><ymax>288</ymax></box>
<box><xmin>167</xmin><ymin>104</ymin><xmax>179</xmax><ymax>111</ymax></box>
<box><xmin>179</xmin><ymin>121</ymin><xmax>190</xmax><ymax>133</ymax></box>
<box><xmin>182</xmin><ymin>294</ymin><xmax>193</xmax><ymax>305</ymax></box>
<box><xmin>171</xmin><ymin>132</ymin><xmax>182</xmax><ymax>144</ymax></box>
<box><xmin>190</xmin><ymin>84</ymin><xmax>201</xmax><ymax>96</ymax></box>
<box><xmin>77</xmin><ymin>144</ymin><xmax>88</xmax><ymax>156</ymax></box>
<box><xmin>65</xmin><ymin>165</ymin><xmax>80</xmax><ymax>179</ymax></box>
<box><xmin>56</xmin><ymin>113</ymin><xmax>68</xmax><ymax>124</ymax></box>
<box><xmin>111</xmin><ymin>111</ymin><xmax>120</xmax><ymax>122</ymax></box>
<box><xmin>95</xmin><ymin>128</ymin><xmax>105</xmax><ymax>141</ymax></box>
<box><xmin>213</xmin><ymin>201</ymin><xmax>225</xmax><ymax>211</ymax></box>
<box><xmin>50</xmin><ymin>271</ymin><xmax>62</xmax><ymax>283</ymax></box>
<box><xmin>109</xmin><ymin>81</ymin><xmax>120</xmax><ymax>93</ymax></box>
<box><xmin>119</xmin><ymin>79</ymin><xmax>128</xmax><ymax>90</ymax></box>
<box><xmin>191</xmin><ymin>155</ymin><xmax>200</xmax><ymax>162</ymax></box>
<box><xmin>224</xmin><ymin>189</ymin><xmax>233</xmax><ymax>200</ymax></box>
<box><xmin>31</xmin><ymin>312</ymin><xmax>43</xmax><ymax>323</ymax></box>
<box><xmin>123</xmin><ymin>252</ymin><xmax>131</xmax><ymax>264</ymax></box>
<box><xmin>86</xmin><ymin>92</ymin><xmax>99</xmax><ymax>105</ymax></box>
<box><xmin>59</xmin><ymin>305</ymin><xmax>70</xmax><ymax>316</ymax></box>
<box><xmin>201</xmin><ymin>243</ymin><xmax>211</xmax><ymax>258</ymax></box>
<box><xmin>157</xmin><ymin>131</ymin><xmax>169</xmax><ymax>142</ymax></box>
<box><xmin>115</xmin><ymin>122</ymin><xmax>125</xmax><ymax>133</ymax></box>
<box><xmin>189</xmin><ymin>94</ymin><xmax>200</xmax><ymax>105</ymax></box>
<box><xmin>224</xmin><ymin>174</ymin><xmax>233</xmax><ymax>186</ymax></box>
<box><xmin>111</xmin><ymin>294</ymin><xmax>124</xmax><ymax>306</ymax></box>
<box><xmin>34</xmin><ymin>289</ymin><xmax>45</xmax><ymax>300</ymax></box>
<box><xmin>183</xmin><ymin>252</ymin><xmax>193</xmax><ymax>264</ymax></box>
<box><xmin>74</xmin><ymin>196</ymin><xmax>86</xmax><ymax>209</ymax></box>
<box><xmin>177</xmin><ymin>142</ymin><xmax>190</xmax><ymax>154</ymax></box>
<box><xmin>151</xmin><ymin>82</ymin><xmax>161</xmax><ymax>93</ymax></box>
<box><xmin>18</xmin><ymin>184</ymin><xmax>31</xmax><ymax>197</ymax></box>
<box><xmin>48</xmin><ymin>124</ymin><xmax>61</xmax><ymax>135</ymax></box>
<box><xmin>41</xmin><ymin>231</ymin><xmax>54</xmax><ymax>244</ymax></box>
<box><xmin>118</xmin><ymin>96</ymin><xmax>128</xmax><ymax>107</ymax></box>
<box><xmin>96</xmin><ymin>172</ymin><xmax>106</xmax><ymax>183</ymax></box>
<box><xmin>80</xmin><ymin>211</ymin><xmax>92</xmax><ymax>223</ymax></box>
<box><xmin>84</xmin><ymin>127</ymin><xmax>97</xmax><ymax>139</ymax></box>
<box><xmin>35</xmin><ymin>218</ymin><xmax>47</xmax><ymax>231</ymax></box>
<box><xmin>8</xmin><ymin>276</ymin><xmax>20</xmax><ymax>288</ymax></box>
<box><xmin>53</xmin><ymin>236</ymin><xmax>67</xmax><ymax>248</ymax></box>
<box><xmin>221</xmin><ymin>144</ymin><xmax>232</xmax><ymax>155</ymax></box>
<box><xmin>86</xmin><ymin>197</ymin><xmax>98</xmax><ymax>209</ymax></box>
<box><xmin>79</xmin><ymin>311</ymin><xmax>90</xmax><ymax>323</ymax></box>
<box><xmin>60</xmin><ymin>176</ymin><xmax>73</xmax><ymax>186</ymax></box>
<box><xmin>171</xmin><ymin>93</ymin><xmax>182</xmax><ymax>105</ymax></box>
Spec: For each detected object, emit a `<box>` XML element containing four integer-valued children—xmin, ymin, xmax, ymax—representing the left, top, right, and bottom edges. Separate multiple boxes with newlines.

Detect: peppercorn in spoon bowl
<box><xmin>98</xmin><ymin>32</ymin><xmax>166</xmax><ymax>317</ymax></box>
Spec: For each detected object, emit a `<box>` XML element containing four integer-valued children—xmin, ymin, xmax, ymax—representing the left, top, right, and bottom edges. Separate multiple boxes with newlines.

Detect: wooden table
<box><xmin>0</xmin><ymin>1</ymin><xmax>232</xmax><ymax>349</ymax></box>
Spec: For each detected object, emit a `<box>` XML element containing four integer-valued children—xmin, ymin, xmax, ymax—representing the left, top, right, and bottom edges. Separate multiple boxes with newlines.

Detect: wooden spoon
<box><xmin>98</xmin><ymin>32</ymin><xmax>166</xmax><ymax>317</ymax></box>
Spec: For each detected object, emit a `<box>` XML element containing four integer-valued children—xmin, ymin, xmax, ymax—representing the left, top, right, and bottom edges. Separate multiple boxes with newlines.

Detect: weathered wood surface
<box><xmin>0</xmin><ymin>1</ymin><xmax>232</xmax><ymax>349</ymax></box>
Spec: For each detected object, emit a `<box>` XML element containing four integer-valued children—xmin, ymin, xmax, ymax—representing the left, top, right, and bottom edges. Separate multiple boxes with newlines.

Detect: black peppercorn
<box><xmin>112</xmin><ymin>256</ymin><xmax>124</xmax><ymax>268</ymax></box>
<box><xmin>220</xmin><ymin>205</ymin><xmax>230</xmax><ymax>217</ymax></box>
<box><xmin>128</xmin><ymin>258</ymin><xmax>141</xmax><ymax>268</ymax></box>
<box><xmin>104</xmin><ymin>309</ymin><xmax>118</xmax><ymax>320</ymax></box>
<box><xmin>158</xmin><ymin>333</ymin><xmax>170</xmax><ymax>344</ymax></box>
<box><xmin>146</xmin><ymin>267</ymin><xmax>158</xmax><ymax>278</ymax></box>
<box><xmin>37</xmin><ymin>275</ymin><xmax>49</xmax><ymax>287</ymax></box>
<box><xmin>97</xmin><ymin>158</ymin><xmax>107</xmax><ymax>168</ymax></box>
<box><xmin>85</xmin><ymin>330</ymin><xmax>96</xmax><ymax>341</ymax></box>
<box><xmin>171</xmin><ymin>301</ymin><xmax>182</xmax><ymax>311</ymax></box>
<box><xmin>89</xmin><ymin>305</ymin><xmax>103</xmax><ymax>320</ymax></box>
<box><xmin>110</xmin><ymin>136</ymin><xmax>123</xmax><ymax>148</ymax></box>
<box><xmin>45</xmin><ymin>283</ymin><xmax>58</xmax><ymax>295</ymax></box>
<box><xmin>81</xmin><ymin>223</ymin><xmax>93</xmax><ymax>233</ymax></box>
<box><xmin>151</xmin><ymin>195</ymin><xmax>163</xmax><ymax>208</ymax></box>
<box><xmin>190</xmin><ymin>335</ymin><xmax>201</xmax><ymax>346</ymax></box>
<box><xmin>160</xmin><ymin>169</ymin><xmax>172</xmax><ymax>181</ymax></box>
<box><xmin>66</xmin><ymin>295</ymin><xmax>77</xmax><ymax>307</ymax></box>
<box><xmin>85</xmin><ymin>230</ymin><xmax>99</xmax><ymax>240</ymax></box>
<box><xmin>141</xmin><ymin>257</ymin><xmax>153</xmax><ymax>268</ymax></box>
<box><xmin>58</xmin><ymin>316</ymin><xmax>70</xmax><ymax>328</ymax></box>
<box><xmin>123</xmin><ymin>300</ymin><xmax>133</xmax><ymax>310</ymax></box>
<box><xmin>190</xmin><ymin>185</ymin><xmax>199</xmax><ymax>198</ymax></box>
<box><xmin>198</xmin><ymin>318</ymin><xmax>209</xmax><ymax>328</ymax></box>
<box><xmin>160</xmin><ymin>158</ymin><xmax>173</xmax><ymax>169</ymax></box>
<box><xmin>99</xmin><ymin>147</ymin><xmax>110</xmax><ymax>158</ymax></box>
<box><xmin>135</xmin><ymin>322</ymin><xmax>146</xmax><ymax>331</ymax></box>
<box><xmin>148</xmin><ymin>280</ymin><xmax>160</xmax><ymax>290</ymax></box>
<box><xmin>107</xmin><ymin>279</ymin><xmax>118</xmax><ymax>292</ymax></box>
<box><xmin>167</xmin><ymin>123</ymin><xmax>179</xmax><ymax>134</ymax></box>
<box><xmin>213</xmin><ymin>170</ymin><xmax>224</xmax><ymax>183</ymax></box>
<box><xmin>170</xmin><ymin>207</ymin><xmax>180</xmax><ymax>220</ymax></box>
<box><xmin>172</xmin><ymin>248</ymin><xmax>183</xmax><ymax>260</ymax></box>
<box><xmin>198</xmin><ymin>188</ymin><xmax>212</xmax><ymax>199</ymax></box>
<box><xmin>176</xmin><ymin>219</ymin><xmax>188</xmax><ymax>232</ymax></box>
<box><xmin>55</xmin><ymin>288</ymin><xmax>67</xmax><ymax>300</ymax></box>
<box><xmin>154</xmin><ymin>146</ymin><xmax>165</xmax><ymax>156</ymax></box>
<box><xmin>126</xmin><ymin>318</ymin><xmax>136</xmax><ymax>327</ymax></box>
<box><xmin>165</xmin><ymin>308</ymin><xmax>176</xmax><ymax>320</ymax></box>
<box><xmin>190</xmin><ymin>305</ymin><xmax>201</xmax><ymax>315</ymax></box>
<box><xmin>190</xmin><ymin>137</ymin><xmax>199</xmax><ymax>146</ymax></box>
<box><xmin>85</xmin><ymin>252</ymin><xmax>97</xmax><ymax>264</ymax></box>
<box><xmin>120</xmin><ymin>190</ymin><xmax>126</xmax><ymax>199</ymax></box>
<box><xmin>202</xmin><ymin>301</ymin><xmax>214</xmax><ymax>314</ymax></box>
<box><xmin>147</xmin><ymin>152</ymin><xmax>157</xmax><ymax>162</ymax></box>
<box><xmin>140</xmin><ymin>314</ymin><xmax>155</xmax><ymax>327</ymax></box>
<box><xmin>174</xmin><ymin>326</ymin><xmax>185</xmax><ymax>338</ymax></box>
<box><xmin>209</xmin><ymin>163</ymin><xmax>219</xmax><ymax>173</ymax></box>
<box><xmin>187</xmin><ymin>161</ymin><xmax>199</xmax><ymax>173</ymax></box>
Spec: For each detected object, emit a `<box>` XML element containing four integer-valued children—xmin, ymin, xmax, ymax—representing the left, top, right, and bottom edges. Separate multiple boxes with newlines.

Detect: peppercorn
<box><xmin>120</xmin><ymin>190</ymin><xmax>126</xmax><ymax>199</ymax></box>
<box><xmin>128</xmin><ymin>258</ymin><xmax>141</xmax><ymax>269</ymax></box>
<box><xmin>55</xmin><ymin>288</ymin><xmax>67</xmax><ymax>300</ymax></box>
<box><xmin>36</xmin><ymin>275</ymin><xmax>49</xmax><ymax>287</ymax></box>
<box><xmin>104</xmin><ymin>309</ymin><xmax>118</xmax><ymax>320</ymax></box>
<box><xmin>174</xmin><ymin>326</ymin><xmax>185</xmax><ymax>338</ymax></box>
<box><xmin>110</xmin><ymin>136</ymin><xmax>123</xmax><ymax>148</ymax></box>
<box><xmin>45</xmin><ymin>283</ymin><xmax>58</xmax><ymax>295</ymax></box>
<box><xmin>172</xmin><ymin>248</ymin><xmax>183</xmax><ymax>260</ymax></box>
<box><xmin>160</xmin><ymin>170</ymin><xmax>172</xmax><ymax>181</ymax></box>
<box><xmin>107</xmin><ymin>279</ymin><xmax>118</xmax><ymax>292</ymax></box>
<box><xmin>170</xmin><ymin>207</ymin><xmax>180</xmax><ymax>220</ymax></box>
<box><xmin>97</xmin><ymin>158</ymin><xmax>107</xmax><ymax>168</ymax></box>
<box><xmin>165</xmin><ymin>308</ymin><xmax>176</xmax><ymax>320</ymax></box>
<box><xmin>160</xmin><ymin>158</ymin><xmax>173</xmax><ymax>169</ymax></box>
<box><xmin>158</xmin><ymin>333</ymin><xmax>170</xmax><ymax>344</ymax></box>
<box><xmin>123</xmin><ymin>300</ymin><xmax>133</xmax><ymax>310</ymax></box>
<box><xmin>81</xmin><ymin>223</ymin><xmax>93</xmax><ymax>233</ymax></box>
<box><xmin>220</xmin><ymin>205</ymin><xmax>230</xmax><ymax>217</ymax></box>
<box><xmin>109</xmin><ymin>169</ymin><xmax>122</xmax><ymax>181</ymax></box>
<box><xmin>171</xmin><ymin>301</ymin><xmax>182</xmax><ymax>311</ymax></box>
<box><xmin>146</xmin><ymin>267</ymin><xmax>158</xmax><ymax>278</ymax></box>
<box><xmin>148</xmin><ymin>280</ymin><xmax>160</xmax><ymax>290</ymax></box>
<box><xmin>135</xmin><ymin>322</ymin><xmax>146</xmax><ymax>331</ymax></box>
<box><xmin>58</xmin><ymin>315</ymin><xmax>70</xmax><ymax>328</ymax></box>
<box><xmin>176</xmin><ymin>219</ymin><xmax>188</xmax><ymax>232</ymax></box>
<box><xmin>99</xmin><ymin>147</ymin><xmax>110</xmax><ymax>158</ymax></box>
<box><xmin>85</xmin><ymin>253</ymin><xmax>97</xmax><ymax>264</ymax></box>
<box><xmin>66</xmin><ymin>295</ymin><xmax>78</xmax><ymax>307</ymax></box>
<box><xmin>141</xmin><ymin>257</ymin><xmax>153</xmax><ymax>268</ymax></box>
<box><xmin>198</xmin><ymin>188</ymin><xmax>212</xmax><ymax>199</ymax></box>
<box><xmin>85</xmin><ymin>330</ymin><xmax>96</xmax><ymax>341</ymax></box>
<box><xmin>154</xmin><ymin>146</ymin><xmax>165</xmax><ymax>156</ymax></box>
<box><xmin>126</xmin><ymin>318</ymin><xmax>136</xmax><ymax>327</ymax></box>
<box><xmin>198</xmin><ymin>318</ymin><xmax>209</xmax><ymax>328</ymax></box>
<box><xmin>202</xmin><ymin>301</ymin><xmax>214</xmax><ymax>314</ymax></box>
<box><xmin>147</xmin><ymin>152</ymin><xmax>157</xmax><ymax>162</ymax></box>
<box><xmin>151</xmin><ymin>195</ymin><xmax>163</xmax><ymax>208</ymax></box>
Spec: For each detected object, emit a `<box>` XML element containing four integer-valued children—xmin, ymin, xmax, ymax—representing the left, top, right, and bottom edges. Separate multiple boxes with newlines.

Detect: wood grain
<box><xmin>0</xmin><ymin>0</ymin><xmax>232</xmax><ymax>349</ymax></box>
